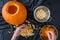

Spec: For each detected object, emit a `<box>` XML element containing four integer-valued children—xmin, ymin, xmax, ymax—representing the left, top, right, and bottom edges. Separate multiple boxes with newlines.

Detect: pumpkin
<box><xmin>2</xmin><ymin>1</ymin><xmax>27</xmax><ymax>25</ymax></box>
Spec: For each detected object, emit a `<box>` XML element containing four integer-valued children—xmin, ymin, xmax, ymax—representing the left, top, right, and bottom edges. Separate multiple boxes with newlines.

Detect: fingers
<box><xmin>47</xmin><ymin>31</ymin><xmax>57</xmax><ymax>40</ymax></box>
<box><xmin>14</xmin><ymin>24</ymin><xmax>26</xmax><ymax>34</ymax></box>
<box><xmin>47</xmin><ymin>31</ymin><xmax>52</xmax><ymax>40</ymax></box>
<box><xmin>16</xmin><ymin>24</ymin><xmax>26</xmax><ymax>30</ymax></box>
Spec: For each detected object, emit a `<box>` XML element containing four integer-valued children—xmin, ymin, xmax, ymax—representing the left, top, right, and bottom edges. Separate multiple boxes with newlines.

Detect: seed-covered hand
<box><xmin>11</xmin><ymin>24</ymin><xmax>26</xmax><ymax>40</ymax></box>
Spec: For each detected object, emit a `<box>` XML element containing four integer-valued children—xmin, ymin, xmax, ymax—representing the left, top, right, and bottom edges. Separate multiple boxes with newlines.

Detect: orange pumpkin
<box><xmin>2</xmin><ymin>1</ymin><xmax>27</xmax><ymax>25</ymax></box>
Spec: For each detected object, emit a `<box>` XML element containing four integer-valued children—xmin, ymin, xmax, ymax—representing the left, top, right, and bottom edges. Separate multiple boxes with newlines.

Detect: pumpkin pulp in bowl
<box><xmin>40</xmin><ymin>25</ymin><xmax>58</xmax><ymax>40</ymax></box>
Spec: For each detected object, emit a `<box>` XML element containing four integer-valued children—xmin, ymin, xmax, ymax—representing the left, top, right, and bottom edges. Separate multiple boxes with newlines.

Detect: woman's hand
<box><xmin>47</xmin><ymin>31</ymin><xmax>57</xmax><ymax>40</ymax></box>
<box><xmin>11</xmin><ymin>24</ymin><xmax>26</xmax><ymax>40</ymax></box>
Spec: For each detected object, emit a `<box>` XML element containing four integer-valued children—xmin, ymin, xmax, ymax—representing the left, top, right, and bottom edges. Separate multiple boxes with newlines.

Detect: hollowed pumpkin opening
<box><xmin>8</xmin><ymin>5</ymin><xmax>17</xmax><ymax>14</ymax></box>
